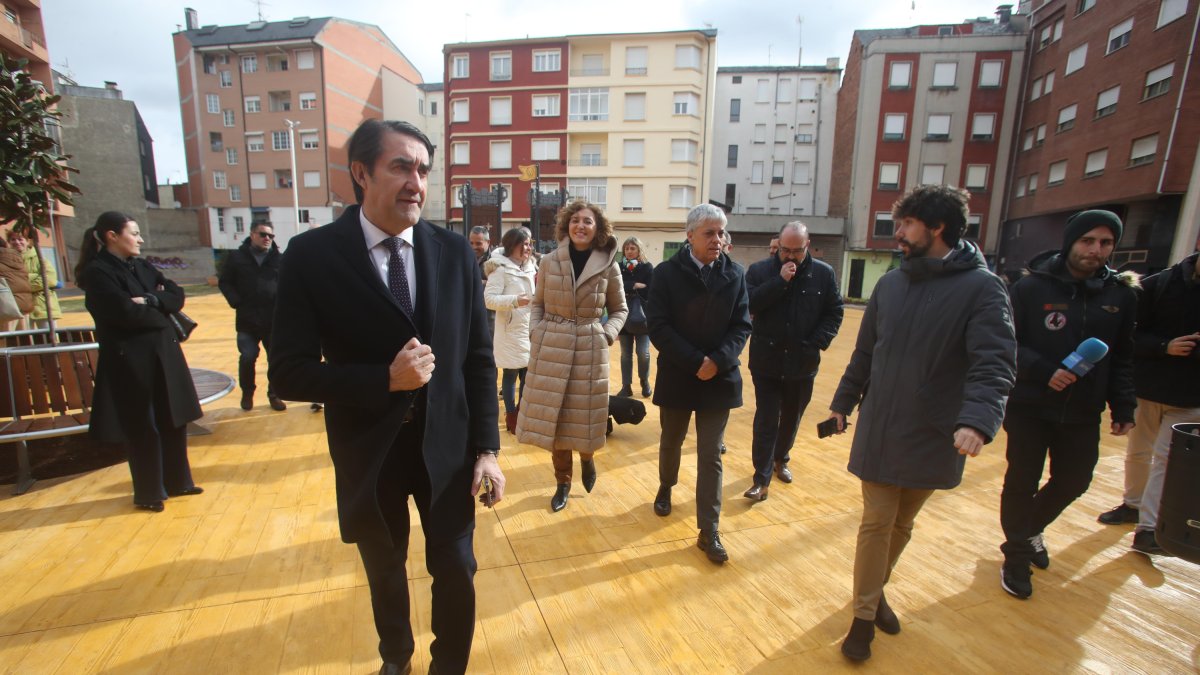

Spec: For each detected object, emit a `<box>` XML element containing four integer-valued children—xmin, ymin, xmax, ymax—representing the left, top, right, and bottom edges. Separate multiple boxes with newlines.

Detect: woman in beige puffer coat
<box><xmin>516</xmin><ymin>200</ymin><xmax>627</xmax><ymax>512</ymax></box>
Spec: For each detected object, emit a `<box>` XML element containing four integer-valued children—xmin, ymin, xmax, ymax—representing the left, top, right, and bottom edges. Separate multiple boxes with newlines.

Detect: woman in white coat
<box><xmin>485</xmin><ymin>227</ymin><xmax>538</xmax><ymax>433</ymax></box>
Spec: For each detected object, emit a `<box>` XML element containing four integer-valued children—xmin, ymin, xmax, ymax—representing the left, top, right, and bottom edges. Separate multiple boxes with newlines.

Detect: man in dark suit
<box><xmin>269</xmin><ymin>119</ymin><xmax>504</xmax><ymax>675</ymax></box>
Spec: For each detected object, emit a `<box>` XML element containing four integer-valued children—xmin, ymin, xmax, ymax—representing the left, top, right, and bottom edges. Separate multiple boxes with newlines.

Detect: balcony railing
<box><xmin>568</xmin><ymin>158</ymin><xmax>607</xmax><ymax>167</ymax></box>
<box><xmin>570</xmin><ymin>68</ymin><xmax>609</xmax><ymax>77</ymax></box>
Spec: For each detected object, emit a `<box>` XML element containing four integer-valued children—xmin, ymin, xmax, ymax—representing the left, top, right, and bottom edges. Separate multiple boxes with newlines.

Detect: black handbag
<box><xmin>169</xmin><ymin>311</ymin><xmax>198</xmax><ymax>341</ymax></box>
<box><xmin>624</xmin><ymin>294</ymin><xmax>648</xmax><ymax>335</ymax></box>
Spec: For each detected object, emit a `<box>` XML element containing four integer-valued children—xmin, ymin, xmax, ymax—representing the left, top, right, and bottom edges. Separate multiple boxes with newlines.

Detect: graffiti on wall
<box><xmin>145</xmin><ymin>256</ymin><xmax>190</xmax><ymax>270</ymax></box>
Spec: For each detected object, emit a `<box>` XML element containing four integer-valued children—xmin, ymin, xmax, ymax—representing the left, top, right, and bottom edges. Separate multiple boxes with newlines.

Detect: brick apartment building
<box><xmin>173</xmin><ymin>10</ymin><xmax>425</xmax><ymax>251</ymax></box>
<box><xmin>999</xmin><ymin>0</ymin><xmax>1200</xmax><ymax>276</ymax></box>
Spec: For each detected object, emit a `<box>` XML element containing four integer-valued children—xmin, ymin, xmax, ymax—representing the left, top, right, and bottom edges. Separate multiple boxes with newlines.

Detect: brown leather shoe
<box><xmin>505</xmin><ymin>409</ymin><xmax>518</xmax><ymax>434</ymax></box>
<box><xmin>268</xmin><ymin>395</ymin><xmax>287</xmax><ymax>411</ymax></box>
<box><xmin>743</xmin><ymin>484</ymin><xmax>768</xmax><ymax>501</ymax></box>
<box><xmin>775</xmin><ymin>461</ymin><xmax>793</xmax><ymax>483</ymax></box>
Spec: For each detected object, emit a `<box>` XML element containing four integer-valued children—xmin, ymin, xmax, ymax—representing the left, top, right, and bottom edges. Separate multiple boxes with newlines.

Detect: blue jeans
<box><xmin>501</xmin><ymin>368</ymin><xmax>526</xmax><ymax>413</ymax></box>
<box><xmin>618</xmin><ymin>333</ymin><xmax>650</xmax><ymax>390</ymax></box>
<box><xmin>237</xmin><ymin>331</ymin><xmax>273</xmax><ymax>396</ymax></box>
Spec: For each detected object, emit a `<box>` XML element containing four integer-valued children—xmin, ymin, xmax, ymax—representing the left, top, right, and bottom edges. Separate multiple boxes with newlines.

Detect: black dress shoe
<box><xmin>641</xmin><ymin>383</ymin><xmax>652</xmax><ymax>398</ymax></box>
<box><xmin>378</xmin><ymin>661</ymin><xmax>412</xmax><ymax>675</ymax></box>
<box><xmin>167</xmin><ymin>486</ymin><xmax>204</xmax><ymax>497</ymax></box>
<box><xmin>268</xmin><ymin>395</ymin><xmax>288</xmax><ymax>411</ymax></box>
<box><xmin>617</xmin><ymin>386</ymin><xmax>633</xmax><ymax>397</ymax></box>
<box><xmin>310</xmin><ymin>402</ymin><xmax>324</xmax><ymax>412</ymax></box>
<box><xmin>719</xmin><ymin>442</ymin><xmax>727</xmax><ymax>455</ymax></box>
<box><xmin>135</xmin><ymin>501</ymin><xmax>165</xmax><ymax>513</ymax></box>
<box><xmin>581</xmin><ymin>459</ymin><xmax>597</xmax><ymax>493</ymax></box>
<box><xmin>743</xmin><ymin>484</ymin><xmax>768</xmax><ymax>502</ymax></box>
<box><xmin>240</xmin><ymin>391</ymin><xmax>253</xmax><ymax>411</ymax></box>
<box><xmin>775</xmin><ymin>462</ymin><xmax>793</xmax><ymax>484</ymax></box>
<box><xmin>697</xmin><ymin>529</ymin><xmax>729</xmax><ymax>563</ymax></box>
<box><xmin>550</xmin><ymin>483</ymin><xmax>570</xmax><ymax>512</ymax></box>
<box><xmin>653</xmin><ymin>485</ymin><xmax>671</xmax><ymax>516</ymax></box>
<box><xmin>875</xmin><ymin>592</ymin><xmax>900</xmax><ymax>635</ymax></box>
<box><xmin>841</xmin><ymin>617</ymin><xmax>875</xmax><ymax>661</ymax></box>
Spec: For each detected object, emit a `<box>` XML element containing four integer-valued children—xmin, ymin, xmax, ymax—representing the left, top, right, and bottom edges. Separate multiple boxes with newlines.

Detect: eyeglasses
<box><xmin>256</xmin><ymin>232</ymin><xmax>275</xmax><ymax>239</ymax></box>
<box><xmin>779</xmin><ymin>246</ymin><xmax>806</xmax><ymax>256</ymax></box>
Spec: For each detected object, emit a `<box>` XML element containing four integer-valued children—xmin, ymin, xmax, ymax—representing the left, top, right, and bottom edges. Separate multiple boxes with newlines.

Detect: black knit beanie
<box><xmin>1062</xmin><ymin>209</ymin><xmax>1123</xmax><ymax>253</ymax></box>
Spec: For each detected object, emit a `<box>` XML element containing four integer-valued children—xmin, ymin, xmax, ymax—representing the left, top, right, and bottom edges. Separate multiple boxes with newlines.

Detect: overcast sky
<box><xmin>43</xmin><ymin>0</ymin><xmax>1014</xmax><ymax>183</ymax></box>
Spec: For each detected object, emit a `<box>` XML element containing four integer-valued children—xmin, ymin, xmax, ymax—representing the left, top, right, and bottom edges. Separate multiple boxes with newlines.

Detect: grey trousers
<box><xmin>658</xmin><ymin>406</ymin><xmax>729</xmax><ymax>532</ymax></box>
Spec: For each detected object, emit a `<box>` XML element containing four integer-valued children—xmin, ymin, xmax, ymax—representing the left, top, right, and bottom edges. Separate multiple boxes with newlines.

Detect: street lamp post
<box><xmin>285</xmin><ymin>119</ymin><xmax>301</xmax><ymax>237</ymax></box>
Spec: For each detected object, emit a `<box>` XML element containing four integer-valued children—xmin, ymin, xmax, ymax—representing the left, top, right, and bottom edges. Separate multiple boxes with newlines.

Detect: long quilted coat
<box><xmin>516</xmin><ymin>240</ymin><xmax>628</xmax><ymax>452</ymax></box>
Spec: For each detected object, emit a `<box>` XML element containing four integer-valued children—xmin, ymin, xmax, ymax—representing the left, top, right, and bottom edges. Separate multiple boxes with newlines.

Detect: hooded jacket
<box><xmin>484</xmin><ymin>251</ymin><xmax>537</xmax><ymax>370</ymax></box>
<box><xmin>1006</xmin><ymin>250</ymin><xmax>1138</xmax><ymax>424</ymax></box>
<box><xmin>831</xmin><ymin>241</ymin><xmax>1016</xmax><ymax>489</ymax></box>
<box><xmin>1131</xmin><ymin>252</ymin><xmax>1199</xmax><ymax>407</ymax></box>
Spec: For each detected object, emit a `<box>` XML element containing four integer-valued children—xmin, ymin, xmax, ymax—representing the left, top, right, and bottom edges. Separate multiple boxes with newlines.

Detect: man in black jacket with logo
<box><xmin>1097</xmin><ymin>238</ymin><xmax>1200</xmax><ymax>553</ymax></box>
<box><xmin>219</xmin><ymin>222</ymin><xmax>285</xmax><ymax>411</ymax></box>
<box><xmin>999</xmin><ymin>210</ymin><xmax>1138</xmax><ymax>599</ymax></box>
<box><xmin>743</xmin><ymin>222</ymin><xmax>843</xmax><ymax>501</ymax></box>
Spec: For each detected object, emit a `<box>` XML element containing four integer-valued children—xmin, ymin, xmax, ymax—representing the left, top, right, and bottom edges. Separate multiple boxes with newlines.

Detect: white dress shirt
<box><xmin>359</xmin><ymin>209</ymin><xmax>417</xmax><ymax>313</ymax></box>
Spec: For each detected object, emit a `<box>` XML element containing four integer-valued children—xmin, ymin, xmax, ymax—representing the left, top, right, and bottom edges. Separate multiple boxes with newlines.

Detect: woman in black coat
<box><xmin>75</xmin><ymin>211</ymin><xmax>204</xmax><ymax>512</ymax></box>
<box><xmin>617</xmin><ymin>236</ymin><xmax>653</xmax><ymax>398</ymax></box>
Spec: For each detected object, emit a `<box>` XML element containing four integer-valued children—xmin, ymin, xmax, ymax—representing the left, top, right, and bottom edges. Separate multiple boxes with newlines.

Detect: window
<box><xmin>1048</xmin><ymin>160</ymin><xmax>1068</xmax><ymax>186</ymax></box>
<box><xmin>244</xmin><ymin>96</ymin><xmax>261</xmax><ymax>113</ymax></box>
<box><xmin>979</xmin><ymin>61</ymin><xmax>1003</xmax><ymax>88</ymax></box>
<box><xmin>673</xmin><ymin>92</ymin><xmax>699</xmax><ymax>116</ymax></box>
<box><xmin>269</xmin><ymin>91</ymin><xmax>291</xmax><ymax>112</ymax></box>
<box><xmin>569</xmin><ymin>88</ymin><xmax>609</xmax><ymax>121</ymax></box>
<box><xmin>267</xmin><ymin>54</ymin><xmax>288</xmax><ymax>72</ymax></box>
<box><xmin>489</xmin><ymin>97</ymin><xmax>512</xmax><ymax>125</ymax></box>
<box><xmin>567</xmin><ymin>178</ymin><xmax>607</xmax><ymax>206</ymax></box>
<box><xmin>578</xmin><ymin>143</ymin><xmax>603</xmax><ymax>166</ymax></box>
<box><xmin>751</xmin><ymin>161</ymin><xmax>764</xmax><ymax>184</ymax></box>
<box><xmin>451</xmin><ymin>54</ymin><xmax>469</xmax><ymax>79</ymax></box>
<box><xmin>621</xmin><ymin>92</ymin><xmax>646</xmax><ymax>121</ymax></box>
<box><xmin>250</xmin><ymin>172</ymin><xmax>267</xmax><ymax>190</ymax></box>
<box><xmin>431</xmin><ymin>102</ymin><xmax>438</xmax><ymax>116</ymax></box>
<box><xmin>777</xmin><ymin>78</ymin><xmax>793</xmax><ymax>102</ymax></box>
<box><xmin>241</xmin><ymin>54</ymin><xmax>258</xmax><ymax>73</ymax></box>
<box><xmin>889</xmin><ymin>61</ymin><xmax>912</xmax><ymax>88</ymax></box>
<box><xmin>965</xmin><ymin>164</ymin><xmax>988</xmax><ymax>190</ymax></box>
<box><xmin>1066</xmin><ymin>44</ymin><xmax>1088</xmax><ymax>75</ymax></box>
<box><xmin>209</xmin><ymin>132</ymin><xmax>223</xmax><ymax>152</ymax></box>
<box><xmin>753</xmin><ymin>124</ymin><xmax>766</xmax><ymax>143</ymax></box>
<box><xmin>216</xmin><ymin>208</ymin><xmax>226</xmax><ymax>232</ymax></box>
<box><xmin>213</xmin><ymin>171</ymin><xmax>227</xmax><ymax>189</ymax></box>
<box><xmin>223</xmin><ymin>109</ymin><xmax>235</xmax><ymax>127</ymax></box>
<box><xmin>622</xmin><ymin>185</ymin><xmax>643</xmax><ymax>212</ymax></box>
<box><xmin>206</xmin><ymin>94</ymin><xmax>220</xmax><ymax>114</ymax></box>
<box><xmin>1030</xmin><ymin>77</ymin><xmax>1043</xmax><ymax>101</ymax></box>
<box><xmin>450</xmin><ymin>141</ymin><xmax>470</xmax><ymax>165</ymax></box>
<box><xmin>675</xmin><ymin>45</ymin><xmax>701</xmax><ymax>69</ymax></box>
<box><xmin>1036</xmin><ymin>124</ymin><xmax>1047</xmax><ymax>146</ymax></box>
<box><xmin>729</xmin><ymin>98</ymin><xmax>741</xmax><ymax>122</ymax></box>
<box><xmin>1158</xmin><ymin>0</ymin><xmax>1188</xmax><ymax>28</ymax></box>
<box><xmin>873</xmin><ymin>212</ymin><xmax>895</xmax><ymax>238</ymax></box>
<box><xmin>775</xmin><ymin>124</ymin><xmax>788</xmax><ymax>143</ymax></box>
<box><xmin>230</xmin><ymin>185</ymin><xmax>241</xmax><ymax>202</ymax></box>
<box><xmin>771</xmin><ymin>161</ymin><xmax>785</xmax><ymax>184</ymax></box>
<box><xmin>726</xmin><ymin>144</ymin><xmax>738</xmax><ymax>168</ymax></box>
<box><xmin>296</xmin><ymin>49</ymin><xmax>314</xmax><ymax>70</ymax></box>
<box><xmin>531</xmin><ymin>94</ymin><xmax>559</xmax><ymax>117</ymax></box>
<box><xmin>1057</xmin><ymin>103</ymin><xmax>1078</xmax><ymax>132</ymax></box>
<box><xmin>533</xmin><ymin>49</ymin><xmax>561</xmax><ymax>72</ymax></box>
<box><xmin>1015</xmin><ymin>176</ymin><xmax>1027</xmax><ymax>197</ymax></box>
<box><xmin>921</xmin><ymin>164</ymin><xmax>945</xmax><ymax>185</ymax></box>
<box><xmin>1095</xmin><ymin>86</ymin><xmax>1120</xmax><ymax>118</ymax></box>
<box><xmin>1028</xmin><ymin>173</ymin><xmax>1039</xmax><ymax>192</ymax></box>
<box><xmin>1040</xmin><ymin>25</ymin><xmax>1053</xmax><ymax>49</ymax></box>
<box><xmin>972</xmin><ymin>113</ymin><xmax>996</xmax><ymax>141</ymax></box>
<box><xmin>246</xmin><ymin>133</ymin><xmax>264</xmax><ymax>152</ymax></box>
<box><xmin>1044</xmin><ymin>71</ymin><xmax>1055</xmax><ymax>93</ymax></box>
<box><xmin>1023</xmin><ymin>130</ymin><xmax>1034</xmax><ymax>150</ymax></box>
<box><xmin>939</xmin><ymin>26</ymin><xmax>954</xmax><ymax>36</ymax></box>
<box><xmin>219</xmin><ymin>71</ymin><xmax>232</xmax><ymax>88</ymax></box>
<box><xmin>879</xmin><ymin>163</ymin><xmax>901</xmax><ymax>189</ymax></box>
<box><xmin>490</xmin><ymin>141</ymin><xmax>512</xmax><ymax>169</ymax></box>
<box><xmin>301</xmin><ymin>132</ymin><xmax>319</xmax><ymax>150</ymax></box>
<box><xmin>275</xmin><ymin>170</ymin><xmax>293</xmax><ymax>188</ymax></box>
<box><xmin>932</xmin><ymin>62</ymin><xmax>957</xmax><ymax>88</ymax></box>
<box><xmin>1130</xmin><ymin>134</ymin><xmax>1158</xmax><ymax>166</ymax></box>
<box><xmin>669</xmin><ymin>185</ymin><xmax>696</xmax><ymax>208</ymax></box>
<box><xmin>531</xmin><ymin>139</ymin><xmax>559</xmax><ymax>161</ymax></box>
<box><xmin>203</xmin><ymin>55</ymin><xmax>217</xmax><ymax>75</ymax></box>
<box><xmin>272</xmin><ymin>130</ymin><xmax>290</xmax><ymax>151</ymax></box>
<box><xmin>226</xmin><ymin>147</ymin><xmax>238</xmax><ymax>165</ymax></box>
<box><xmin>1054</xmin><ymin>18</ymin><xmax>1064</xmax><ymax>42</ymax></box>
<box><xmin>926</xmin><ymin>114</ymin><xmax>951</xmax><ymax>140</ymax></box>
<box><xmin>883</xmin><ymin>114</ymin><xmax>906</xmax><ymax>140</ymax></box>
<box><xmin>299</xmin><ymin>92</ymin><xmax>317</xmax><ymax>110</ymax></box>
<box><xmin>298</xmin><ymin>209</ymin><xmax>311</xmax><ymax>224</ymax></box>
<box><xmin>624</xmin><ymin>139</ymin><xmax>644</xmax><ymax>167</ymax></box>
<box><xmin>1085</xmin><ymin>149</ymin><xmax>1108</xmax><ymax>177</ymax></box>
<box><xmin>756</xmin><ymin>78</ymin><xmax>771</xmax><ymax>102</ymax></box>
<box><xmin>798</xmin><ymin>79</ymin><xmax>818</xmax><ymax>101</ymax></box>
<box><xmin>1078</xmin><ymin>0</ymin><xmax>1096</xmax><ymax>13</ymax></box>
<box><xmin>625</xmin><ymin>47</ymin><xmax>647</xmax><ymax>75</ymax></box>
<box><xmin>490</xmin><ymin>52</ymin><xmax>512</xmax><ymax>81</ymax></box>
<box><xmin>581</xmin><ymin>54</ymin><xmax>605</xmax><ymax>76</ymax></box>
<box><xmin>792</xmin><ymin>161</ymin><xmax>811</xmax><ymax>184</ymax></box>
<box><xmin>964</xmin><ymin>215</ymin><xmax>982</xmax><ymax>240</ymax></box>
<box><xmin>303</xmin><ymin>171</ymin><xmax>320</xmax><ymax>188</ymax></box>
<box><xmin>451</xmin><ymin>99</ymin><xmax>469</xmax><ymax>123</ymax></box>
<box><xmin>725</xmin><ymin>183</ymin><xmax>736</xmax><ymax>205</ymax></box>
<box><xmin>795</xmin><ymin>126</ymin><xmax>814</xmax><ymax>143</ymax></box>
<box><xmin>1108</xmin><ymin>18</ymin><xmax>1134</xmax><ymax>53</ymax></box>
<box><xmin>1144</xmin><ymin>63</ymin><xmax>1174</xmax><ymax>99</ymax></box>
<box><xmin>231</xmin><ymin>215</ymin><xmax>244</xmax><ymax>234</ymax></box>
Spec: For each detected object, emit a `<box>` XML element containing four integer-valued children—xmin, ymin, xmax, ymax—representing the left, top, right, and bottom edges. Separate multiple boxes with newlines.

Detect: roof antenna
<box><xmin>251</xmin><ymin>0</ymin><xmax>269</xmax><ymax>21</ymax></box>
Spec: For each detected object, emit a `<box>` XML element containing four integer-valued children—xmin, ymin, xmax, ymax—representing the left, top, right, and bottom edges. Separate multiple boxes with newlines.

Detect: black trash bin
<box><xmin>1156</xmin><ymin>423</ymin><xmax>1200</xmax><ymax>564</ymax></box>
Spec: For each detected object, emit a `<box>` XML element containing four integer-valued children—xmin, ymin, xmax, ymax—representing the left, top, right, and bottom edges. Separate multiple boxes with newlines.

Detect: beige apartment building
<box><xmin>173</xmin><ymin>10</ymin><xmax>425</xmax><ymax>250</ymax></box>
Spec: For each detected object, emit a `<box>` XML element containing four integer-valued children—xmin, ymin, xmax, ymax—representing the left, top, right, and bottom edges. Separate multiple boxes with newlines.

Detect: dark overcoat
<box><xmin>218</xmin><ymin>237</ymin><xmax>281</xmax><ymax>336</ymax></box>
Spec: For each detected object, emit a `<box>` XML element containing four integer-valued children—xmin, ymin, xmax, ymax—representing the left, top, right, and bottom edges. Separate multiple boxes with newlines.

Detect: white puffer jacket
<box><xmin>485</xmin><ymin>252</ymin><xmax>538</xmax><ymax>369</ymax></box>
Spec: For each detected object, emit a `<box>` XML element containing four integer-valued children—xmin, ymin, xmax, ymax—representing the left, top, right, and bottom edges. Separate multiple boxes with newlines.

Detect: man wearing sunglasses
<box><xmin>219</xmin><ymin>222</ymin><xmax>287</xmax><ymax>411</ymax></box>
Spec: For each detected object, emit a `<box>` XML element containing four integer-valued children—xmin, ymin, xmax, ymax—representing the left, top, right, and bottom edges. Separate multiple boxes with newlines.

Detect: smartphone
<box><xmin>479</xmin><ymin>475</ymin><xmax>496</xmax><ymax>508</ymax></box>
<box><xmin>817</xmin><ymin>417</ymin><xmax>849</xmax><ymax>439</ymax></box>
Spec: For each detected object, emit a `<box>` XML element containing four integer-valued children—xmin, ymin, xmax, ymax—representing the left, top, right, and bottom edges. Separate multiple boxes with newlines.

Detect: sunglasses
<box><xmin>256</xmin><ymin>232</ymin><xmax>275</xmax><ymax>239</ymax></box>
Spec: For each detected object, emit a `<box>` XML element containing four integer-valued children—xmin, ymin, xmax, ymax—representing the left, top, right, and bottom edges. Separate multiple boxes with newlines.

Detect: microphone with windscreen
<box><xmin>1061</xmin><ymin>338</ymin><xmax>1108</xmax><ymax>377</ymax></box>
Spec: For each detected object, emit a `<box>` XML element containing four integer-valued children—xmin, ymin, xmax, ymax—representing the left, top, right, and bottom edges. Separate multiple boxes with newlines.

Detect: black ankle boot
<box><xmin>550</xmin><ymin>483</ymin><xmax>570</xmax><ymax>512</ymax></box>
<box><xmin>581</xmin><ymin>459</ymin><xmax>597</xmax><ymax>493</ymax></box>
<box><xmin>840</xmin><ymin>617</ymin><xmax>875</xmax><ymax>661</ymax></box>
<box><xmin>875</xmin><ymin>592</ymin><xmax>900</xmax><ymax>635</ymax></box>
